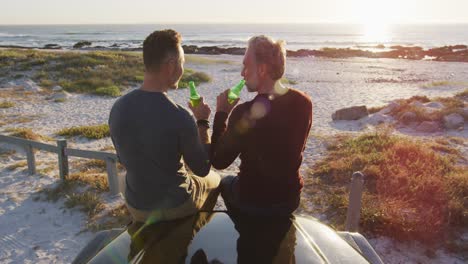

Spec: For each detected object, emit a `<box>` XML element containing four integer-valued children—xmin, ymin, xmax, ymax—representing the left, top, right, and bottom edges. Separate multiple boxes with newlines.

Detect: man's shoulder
<box><xmin>287</xmin><ymin>88</ymin><xmax>312</xmax><ymax>105</ymax></box>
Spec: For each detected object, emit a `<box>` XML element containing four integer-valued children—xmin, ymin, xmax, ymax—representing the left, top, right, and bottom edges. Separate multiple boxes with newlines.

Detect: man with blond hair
<box><xmin>211</xmin><ymin>35</ymin><xmax>312</xmax><ymax>216</ymax></box>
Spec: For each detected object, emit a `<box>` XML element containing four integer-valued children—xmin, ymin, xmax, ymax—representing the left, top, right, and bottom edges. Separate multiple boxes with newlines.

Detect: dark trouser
<box><xmin>220</xmin><ymin>175</ymin><xmax>300</xmax><ymax>218</ymax></box>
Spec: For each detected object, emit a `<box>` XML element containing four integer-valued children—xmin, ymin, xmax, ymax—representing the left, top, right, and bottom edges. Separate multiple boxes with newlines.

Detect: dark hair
<box><xmin>143</xmin><ymin>29</ymin><xmax>182</xmax><ymax>71</ymax></box>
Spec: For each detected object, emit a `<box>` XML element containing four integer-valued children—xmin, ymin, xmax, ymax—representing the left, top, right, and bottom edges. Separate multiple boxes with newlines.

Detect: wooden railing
<box><xmin>0</xmin><ymin>134</ymin><xmax>121</xmax><ymax>194</ymax></box>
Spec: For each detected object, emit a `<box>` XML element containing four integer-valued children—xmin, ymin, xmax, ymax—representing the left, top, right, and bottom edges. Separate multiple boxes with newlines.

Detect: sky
<box><xmin>1</xmin><ymin>0</ymin><xmax>467</xmax><ymax>25</ymax></box>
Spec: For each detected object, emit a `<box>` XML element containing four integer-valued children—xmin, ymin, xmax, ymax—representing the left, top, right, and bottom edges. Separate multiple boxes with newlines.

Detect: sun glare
<box><xmin>354</xmin><ymin>0</ymin><xmax>394</xmax><ymax>43</ymax></box>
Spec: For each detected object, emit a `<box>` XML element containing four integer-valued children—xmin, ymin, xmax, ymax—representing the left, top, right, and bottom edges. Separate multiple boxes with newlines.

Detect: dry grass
<box><xmin>6</xmin><ymin>161</ymin><xmax>28</xmax><ymax>171</ymax></box>
<box><xmin>87</xmin><ymin>204</ymin><xmax>131</xmax><ymax>232</ymax></box>
<box><xmin>5</xmin><ymin>128</ymin><xmax>53</xmax><ymax>141</ymax></box>
<box><xmin>185</xmin><ymin>55</ymin><xmax>235</xmax><ymax>65</ymax></box>
<box><xmin>0</xmin><ymin>148</ymin><xmax>16</xmax><ymax>158</ymax></box>
<box><xmin>304</xmin><ymin>131</ymin><xmax>467</xmax><ymax>244</ymax></box>
<box><xmin>65</xmin><ymin>192</ymin><xmax>105</xmax><ymax>217</ymax></box>
<box><xmin>0</xmin><ymin>114</ymin><xmax>38</xmax><ymax>125</ymax></box>
<box><xmin>57</xmin><ymin>124</ymin><xmax>110</xmax><ymax>139</ymax></box>
<box><xmin>100</xmin><ymin>145</ymin><xmax>115</xmax><ymax>152</ymax></box>
<box><xmin>0</xmin><ymin>49</ymin><xmax>211</xmax><ymax>95</ymax></box>
<box><xmin>68</xmin><ymin>172</ymin><xmax>109</xmax><ymax>192</ymax></box>
<box><xmin>0</xmin><ymin>101</ymin><xmax>15</xmax><ymax>108</ymax></box>
<box><xmin>389</xmin><ymin>94</ymin><xmax>466</xmax><ymax>124</ymax></box>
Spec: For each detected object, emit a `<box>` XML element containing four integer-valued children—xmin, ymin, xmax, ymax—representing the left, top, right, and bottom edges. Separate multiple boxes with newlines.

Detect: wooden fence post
<box><xmin>57</xmin><ymin>139</ymin><xmax>69</xmax><ymax>180</ymax></box>
<box><xmin>25</xmin><ymin>144</ymin><xmax>36</xmax><ymax>175</ymax></box>
<box><xmin>345</xmin><ymin>171</ymin><xmax>365</xmax><ymax>232</ymax></box>
<box><xmin>106</xmin><ymin>157</ymin><xmax>119</xmax><ymax>195</ymax></box>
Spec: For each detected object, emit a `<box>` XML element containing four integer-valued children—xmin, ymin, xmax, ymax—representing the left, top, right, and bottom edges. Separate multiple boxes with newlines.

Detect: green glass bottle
<box><xmin>228</xmin><ymin>79</ymin><xmax>246</xmax><ymax>104</ymax></box>
<box><xmin>189</xmin><ymin>81</ymin><xmax>201</xmax><ymax>107</ymax></box>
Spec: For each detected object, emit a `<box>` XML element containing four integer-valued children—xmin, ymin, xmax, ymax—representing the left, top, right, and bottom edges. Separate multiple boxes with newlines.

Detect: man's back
<box><xmin>212</xmin><ymin>88</ymin><xmax>312</xmax><ymax>208</ymax></box>
<box><xmin>109</xmin><ymin>89</ymin><xmax>210</xmax><ymax>210</ymax></box>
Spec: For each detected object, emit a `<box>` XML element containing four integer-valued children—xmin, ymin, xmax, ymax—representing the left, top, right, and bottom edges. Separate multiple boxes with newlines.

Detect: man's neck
<box><xmin>257</xmin><ymin>80</ymin><xmax>288</xmax><ymax>96</ymax></box>
<box><xmin>140</xmin><ymin>73</ymin><xmax>169</xmax><ymax>93</ymax></box>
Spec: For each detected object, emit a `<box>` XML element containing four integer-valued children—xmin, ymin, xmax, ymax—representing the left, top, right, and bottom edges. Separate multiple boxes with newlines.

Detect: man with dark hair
<box><xmin>109</xmin><ymin>29</ymin><xmax>220</xmax><ymax>223</ymax></box>
<box><xmin>211</xmin><ymin>35</ymin><xmax>312</xmax><ymax>216</ymax></box>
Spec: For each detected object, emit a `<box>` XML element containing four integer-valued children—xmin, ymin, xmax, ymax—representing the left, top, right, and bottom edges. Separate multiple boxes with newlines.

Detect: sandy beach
<box><xmin>1</xmin><ymin>51</ymin><xmax>467</xmax><ymax>263</ymax></box>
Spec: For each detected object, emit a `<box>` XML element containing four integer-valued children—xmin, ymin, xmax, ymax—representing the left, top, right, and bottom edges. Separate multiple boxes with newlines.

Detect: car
<box><xmin>73</xmin><ymin>211</ymin><xmax>383</xmax><ymax>264</ymax></box>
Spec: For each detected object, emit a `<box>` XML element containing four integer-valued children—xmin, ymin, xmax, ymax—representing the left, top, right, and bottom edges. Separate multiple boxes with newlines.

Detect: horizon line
<box><xmin>1</xmin><ymin>21</ymin><xmax>468</xmax><ymax>26</ymax></box>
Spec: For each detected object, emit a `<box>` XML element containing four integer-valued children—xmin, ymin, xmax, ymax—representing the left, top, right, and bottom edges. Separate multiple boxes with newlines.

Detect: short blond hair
<box><xmin>248</xmin><ymin>35</ymin><xmax>286</xmax><ymax>80</ymax></box>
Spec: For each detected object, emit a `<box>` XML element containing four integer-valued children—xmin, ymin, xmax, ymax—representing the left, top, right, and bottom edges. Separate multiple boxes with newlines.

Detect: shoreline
<box><xmin>1</xmin><ymin>43</ymin><xmax>468</xmax><ymax>62</ymax></box>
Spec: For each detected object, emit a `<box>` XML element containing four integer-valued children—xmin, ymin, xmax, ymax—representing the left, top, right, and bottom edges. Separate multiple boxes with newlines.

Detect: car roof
<box><xmin>88</xmin><ymin>212</ymin><xmax>370</xmax><ymax>263</ymax></box>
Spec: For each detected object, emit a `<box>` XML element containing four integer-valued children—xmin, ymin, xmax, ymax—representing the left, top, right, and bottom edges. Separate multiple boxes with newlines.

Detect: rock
<box><xmin>399</xmin><ymin>112</ymin><xmax>418</xmax><ymax>125</ymax></box>
<box><xmin>366</xmin><ymin>113</ymin><xmax>394</xmax><ymax>125</ymax></box>
<box><xmin>462</xmin><ymin>108</ymin><xmax>468</xmax><ymax>120</ymax></box>
<box><xmin>424</xmin><ymin>101</ymin><xmax>444</xmax><ymax>109</ymax></box>
<box><xmin>49</xmin><ymin>91</ymin><xmax>71</xmax><ymax>101</ymax></box>
<box><xmin>20</xmin><ymin>79</ymin><xmax>42</xmax><ymax>92</ymax></box>
<box><xmin>43</xmin><ymin>44</ymin><xmax>61</xmax><ymax>49</ymax></box>
<box><xmin>416</xmin><ymin>121</ymin><xmax>440</xmax><ymax>133</ymax></box>
<box><xmin>52</xmin><ymin>85</ymin><xmax>63</xmax><ymax>91</ymax></box>
<box><xmin>409</xmin><ymin>101</ymin><xmax>424</xmax><ymax>108</ymax></box>
<box><xmin>443</xmin><ymin>113</ymin><xmax>464</xmax><ymax>129</ymax></box>
<box><xmin>73</xmin><ymin>41</ymin><xmax>92</xmax><ymax>49</ymax></box>
<box><xmin>332</xmin><ymin>106</ymin><xmax>368</xmax><ymax>121</ymax></box>
<box><xmin>380</xmin><ymin>101</ymin><xmax>400</xmax><ymax>115</ymax></box>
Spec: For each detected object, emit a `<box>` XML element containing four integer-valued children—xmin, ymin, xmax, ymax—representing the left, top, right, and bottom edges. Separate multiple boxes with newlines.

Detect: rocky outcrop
<box><xmin>399</xmin><ymin>112</ymin><xmax>418</xmax><ymax>125</ymax></box>
<box><xmin>416</xmin><ymin>121</ymin><xmax>440</xmax><ymax>133</ymax></box>
<box><xmin>73</xmin><ymin>41</ymin><xmax>92</xmax><ymax>49</ymax></box>
<box><xmin>18</xmin><ymin>79</ymin><xmax>42</xmax><ymax>92</ymax></box>
<box><xmin>182</xmin><ymin>45</ymin><xmax>246</xmax><ymax>55</ymax></box>
<box><xmin>48</xmin><ymin>91</ymin><xmax>71</xmax><ymax>101</ymax></box>
<box><xmin>443</xmin><ymin>113</ymin><xmax>464</xmax><ymax>130</ymax></box>
<box><xmin>43</xmin><ymin>44</ymin><xmax>62</xmax><ymax>50</ymax></box>
<box><xmin>332</xmin><ymin>106</ymin><xmax>368</xmax><ymax>121</ymax></box>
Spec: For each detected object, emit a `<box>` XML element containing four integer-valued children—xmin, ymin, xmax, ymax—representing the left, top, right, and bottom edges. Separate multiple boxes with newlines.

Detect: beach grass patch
<box><xmin>6</xmin><ymin>128</ymin><xmax>52</xmax><ymax>141</ymax></box>
<box><xmin>185</xmin><ymin>55</ymin><xmax>235</xmax><ymax>65</ymax></box>
<box><xmin>0</xmin><ymin>148</ymin><xmax>16</xmax><ymax>158</ymax></box>
<box><xmin>38</xmin><ymin>79</ymin><xmax>54</xmax><ymax>88</ymax></box>
<box><xmin>303</xmin><ymin>131</ymin><xmax>467</xmax><ymax>244</ymax></box>
<box><xmin>68</xmin><ymin>172</ymin><xmax>109</xmax><ymax>192</ymax></box>
<box><xmin>57</xmin><ymin>124</ymin><xmax>110</xmax><ymax>139</ymax></box>
<box><xmin>64</xmin><ymin>192</ymin><xmax>105</xmax><ymax>217</ymax></box>
<box><xmin>6</xmin><ymin>161</ymin><xmax>28</xmax><ymax>171</ymax></box>
<box><xmin>1</xmin><ymin>49</ymin><xmax>211</xmax><ymax>95</ymax></box>
<box><xmin>389</xmin><ymin>94</ymin><xmax>466</xmax><ymax>124</ymax></box>
<box><xmin>93</xmin><ymin>85</ymin><xmax>121</xmax><ymax>97</ymax></box>
<box><xmin>179</xmin><ymin>70</ymin><xmax>212</xmax><ymax>88</ymax></box>
<box><xmin>455</xmin><ymin>88</ymin><xmax>468</xmax><ymax>100</ymax></box>
<box><xmin>87</xmin><ymin>204</ymin><xmax>131</xmax><ymax>232</ymax></box>
<box><xmin>54</xmin><ymin>98</ymin><xmax>67</xmax><ymax>103</ymax></box>
<box><xmin>422</xmin><ymin>80</ymin><xmax>453</xmax><ymax>88</ymax></box>
<box><xmin>0</xmin><ymin>101</ymin><xmax>15</xmax><ymax>108</ymax></box>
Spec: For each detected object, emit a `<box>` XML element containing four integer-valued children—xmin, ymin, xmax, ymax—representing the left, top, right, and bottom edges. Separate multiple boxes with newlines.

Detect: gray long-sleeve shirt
<box><xmin>109</xmin><ymin>89</ymin><xmax>210</xmax><ymax>210</ymax></box>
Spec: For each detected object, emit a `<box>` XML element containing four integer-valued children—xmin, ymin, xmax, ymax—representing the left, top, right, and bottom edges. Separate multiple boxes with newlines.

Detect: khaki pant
<box><xmin>126</xmin><ymin>170</ymin><xmax>221</xmax><ymax>224</ymax></box>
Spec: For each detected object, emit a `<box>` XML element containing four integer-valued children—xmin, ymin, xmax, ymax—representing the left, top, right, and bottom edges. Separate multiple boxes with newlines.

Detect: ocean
<box><xmin>0</xmin><ymin>23</ymin><xmax>467</xmax><ymax>51</ymax></box>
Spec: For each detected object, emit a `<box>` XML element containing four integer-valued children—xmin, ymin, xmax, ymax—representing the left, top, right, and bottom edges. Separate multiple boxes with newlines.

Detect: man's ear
<box><xmin>258</xmin><ymin>63</ymin><xmax>268</xmax><ymax>78</ymax></box>
<box><xmin>166</xmin><ymin>59</ymin><xmax>176</xmax><ymax>76</ymax></box>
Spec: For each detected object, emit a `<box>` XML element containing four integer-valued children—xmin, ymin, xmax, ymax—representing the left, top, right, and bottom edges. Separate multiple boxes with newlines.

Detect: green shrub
<box><xmin>94</xmin><ymin>86</ymin><xmax>121</xmax><ymax>97</ymax></box>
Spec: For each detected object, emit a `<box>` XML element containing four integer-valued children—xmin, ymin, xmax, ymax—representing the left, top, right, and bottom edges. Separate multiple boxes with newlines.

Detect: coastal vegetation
<box><xmin>57</xmin><ymin>124</ymin><xmax>110</xmax><ymax>139</ymax></box>
<box><xmin>0</xmin><ymin>49</ymin><xmax>212</xmax><ymax>95</ymax></box>
<box><xmin>0</xmin><ymin>101</ymin><xmax>15</xmax><ymax>108</ymax></box>
<box><xmin>303</xmin><ymin>130</ymin><xmax>467</xmax><ymax>249</ymax></box>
